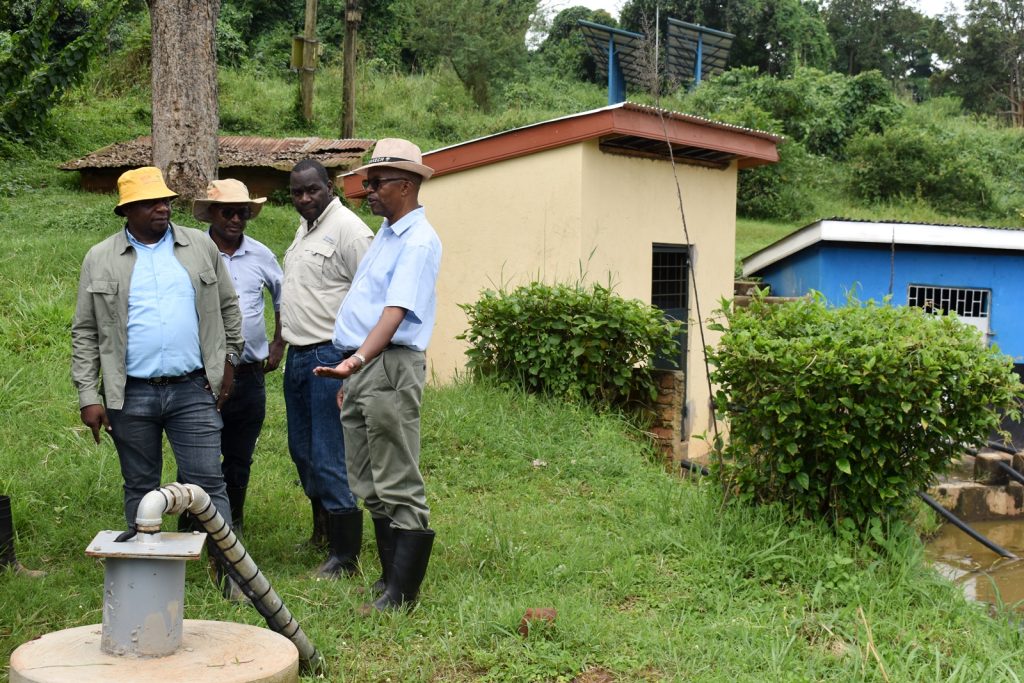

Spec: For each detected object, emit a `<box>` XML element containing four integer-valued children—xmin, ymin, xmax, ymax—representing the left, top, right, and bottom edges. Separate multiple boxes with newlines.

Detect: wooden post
<box><xmin>301</xmin><ymin>0</ymin><xmax>318</xmax><ymax>123</ymax></box>
<box><xmin>341</xmin><ymin>0</ymin><xmax>361</xmax><ymax>138</ymax></box>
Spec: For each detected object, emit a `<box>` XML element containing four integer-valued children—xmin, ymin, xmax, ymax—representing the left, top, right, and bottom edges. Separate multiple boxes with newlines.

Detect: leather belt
<box><xmin>289</xmin><ymin>341</ymin><xmax>332</xmax><ymax>353</ymax></box>
<box><xmin>129</xmin><ymin>368</ymin><xmax>205</xmax><ymax>386</ymax></box>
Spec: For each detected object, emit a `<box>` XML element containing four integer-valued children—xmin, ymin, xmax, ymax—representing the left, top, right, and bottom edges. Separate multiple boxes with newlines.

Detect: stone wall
<box><xmin>648</xmin><ymin>369</ymin><xmax>685</xmax><ymax>467</ymax></box>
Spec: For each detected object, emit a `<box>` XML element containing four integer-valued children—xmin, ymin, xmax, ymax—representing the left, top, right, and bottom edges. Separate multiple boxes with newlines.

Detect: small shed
<box><xmin>344</xmin><ymin>101</ymin><xmax>781</xmax><ymax>458</ymax></box>
<box><xmin>743</xmin><ymin>218</ymin><xmax>1024</xmax><ymax>364</ymax></box>
<box><xmin>60</xmin><ymin>136</ymin><xmax>374</xmax><ymax>198</ymax></box>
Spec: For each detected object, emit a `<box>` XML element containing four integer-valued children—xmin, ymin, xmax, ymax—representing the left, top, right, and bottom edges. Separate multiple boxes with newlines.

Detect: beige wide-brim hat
<box><xmin>192</xmin><ymin>178</ymin><xmax>267</xmax><ymax>222</ymax></box>
<box><xmin>114</xmin><ymin>166</ymin><xmax>178</xmax><ymax>216</ymax></box>
<box><xmin>352</xmin><ymin>138</ymin><xmax>434</xmax><ymax>179</ymax></box>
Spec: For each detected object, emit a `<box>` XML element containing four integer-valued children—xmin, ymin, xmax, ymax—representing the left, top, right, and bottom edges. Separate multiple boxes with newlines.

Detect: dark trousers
<box><xmin>284</xmin><ymin>344</ymin><xmax>357</xmax><ymax>513</ymax></box>
<box><xmin>108</xmin><ymin>375</ymin><xmax>230</xmax><ymax>527</ymax></box>
<box><xmin>219</xmin><ymin>369</ymin><xmax>267</xmax><ymax>489</ymax></box>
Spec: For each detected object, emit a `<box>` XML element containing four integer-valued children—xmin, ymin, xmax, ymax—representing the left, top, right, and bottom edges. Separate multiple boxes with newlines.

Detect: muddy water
<box><xmin>926</xmin><ymin>520</ymin><xmax>1024</xmax><ymax>609</ymax></box>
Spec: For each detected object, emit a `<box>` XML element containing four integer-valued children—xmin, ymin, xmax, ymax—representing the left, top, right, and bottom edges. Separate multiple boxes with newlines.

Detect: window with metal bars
<box><xmin>652</xmin><ymin>245</ymin><xmax>689</xmax><ymax>311</ymax></box>
<box><xmin>907</xmin><ymin>284</ymin><xmax>990</xmax><ymax>318</ymax></box>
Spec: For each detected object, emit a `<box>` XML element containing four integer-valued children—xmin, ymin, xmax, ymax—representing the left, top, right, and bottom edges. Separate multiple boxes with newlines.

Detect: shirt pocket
<box><xmin>298</xmin><ymin>242</ymin><xmax>336</xmax><ymax>289</ymax></box>
<box><xmin>87</xmin><ymin>280</ymin><xmax>119</xmax><ymax>320</ymax></box>
<box><xmin>196</xmin><ymin>269</ymin><xmax>221</xmax><ymax>316</ymax></box>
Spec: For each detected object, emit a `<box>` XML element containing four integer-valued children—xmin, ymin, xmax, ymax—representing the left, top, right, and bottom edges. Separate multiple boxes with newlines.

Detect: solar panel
<box><xmin>577</xmin><ymin>20</ymin><xmax>649</xmax><ymax>102</ymax></box>
<box><xmin>665</xmin><ymin>18</ymin><xmax>734</xmax><ymax>87</ymax></box>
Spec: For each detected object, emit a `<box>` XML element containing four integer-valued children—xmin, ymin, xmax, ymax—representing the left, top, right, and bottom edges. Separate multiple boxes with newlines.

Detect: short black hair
<box><xmin>291</xmin><ymin>159</ymin><xmax>331</xmax><ymax>187</ymax></box>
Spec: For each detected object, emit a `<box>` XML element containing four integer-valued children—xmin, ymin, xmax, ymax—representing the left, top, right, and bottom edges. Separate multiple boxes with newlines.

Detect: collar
<box><xmin>121</xmin><ymin>223</ymin><xmax>184</xmax><ymax>252</ymax></box>
<box><xmin>305</xmin><ymin>197</ymin><xmax>342</xmax><ymax>235</ymax></box>
<box><xmin>382</xmin><ymin>206</ymin><xmax>424</xmax><ymax>237</ymax></box>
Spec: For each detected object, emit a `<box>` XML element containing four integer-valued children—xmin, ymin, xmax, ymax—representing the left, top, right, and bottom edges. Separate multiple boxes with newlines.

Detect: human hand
<box><xmin>80</xmin><ymin>404</ymin><xmax>111</xmax><ymax>444</ymax></box>
<box><xmin>313</xmin><ymin>355</ymin><xmax>361</xmax><ymax>381</ymax></box>
<box><xmin>265</xmin><ymin>339</ymin><xmax>284</xmax><ymax>373</ymax></box>
<box><xmin>218</xmin><ymin>364</ymin><xmax>235</xmax><ymax>411</ymax></box>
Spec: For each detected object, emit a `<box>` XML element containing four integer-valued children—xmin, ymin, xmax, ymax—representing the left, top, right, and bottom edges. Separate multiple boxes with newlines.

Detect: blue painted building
<box><xmin>742</xmin><ymin>219</ymin><xmax>1024</xmax><ymax>363</ymax></box>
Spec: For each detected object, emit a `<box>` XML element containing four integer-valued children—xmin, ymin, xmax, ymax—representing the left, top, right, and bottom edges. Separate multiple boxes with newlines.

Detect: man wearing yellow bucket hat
<box><xmin>71</xmin><ymin>166</ymin><xmax>243</xmax><ymax>532</ymax></box>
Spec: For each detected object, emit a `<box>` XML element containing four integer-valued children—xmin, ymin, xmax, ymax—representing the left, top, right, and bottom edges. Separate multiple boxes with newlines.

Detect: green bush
<box><xmin>847</xmin><ymin>122</ymin><xmax>997</xmax><ymax>215</ymax></box>
<box><xmin>458</xmin><ymin>281</ymin><xmax>681</xmax><ymax>409</ymax></box>
<box><xmin>707</xmin><ymin>291</ymin><xmax>1022</xmax><ymax>529</ymax></box>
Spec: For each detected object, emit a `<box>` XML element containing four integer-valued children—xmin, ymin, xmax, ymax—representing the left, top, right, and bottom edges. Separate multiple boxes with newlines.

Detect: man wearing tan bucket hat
<box><xmin>314</xmin><ymin>138</ymin><xmax>442</xmax><ymax>612</ymax></box>
<box><xmin>190</xmin><ymin>179</ymin><xmax>283</xmax><ymax>541</ymax></box>
<box><xmin>71</xmin><ymin>166</ymin><xmax>242</xmax><ymax>536</ymax></box>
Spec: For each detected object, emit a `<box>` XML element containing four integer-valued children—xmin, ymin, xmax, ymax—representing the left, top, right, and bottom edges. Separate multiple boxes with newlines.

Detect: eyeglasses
<box><xmin>362</xmin><ymin>177</ymin><xmax>406</xmax><ymax>191</ymax></box>
<box><xmin>218</xmin><ymin>206</ymin><xmax>251</xmax><ymax>220</ymax></box>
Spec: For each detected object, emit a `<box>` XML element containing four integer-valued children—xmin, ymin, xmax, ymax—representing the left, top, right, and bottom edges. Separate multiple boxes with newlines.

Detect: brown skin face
<box><xmin>208</xmin><ymin>203</ymin><xmax>250</xmax><ymax>249</ymax></box>
<box><xmin>289</xmin><ymin>167</ymin><xmax>333</xmax><ymax>223</ymax></box>
<box><xmin>365</xmin><ymin>168</ymin><xmax>419</xmax><ymax>223</ymax></box>
<box><xmin>122</xmin><ymin>197</ymin><xmax>173</xmax><ymax>244</ymax></box>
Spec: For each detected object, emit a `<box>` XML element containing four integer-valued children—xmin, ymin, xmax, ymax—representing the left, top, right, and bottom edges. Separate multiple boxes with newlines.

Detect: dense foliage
<box><xmin>707</xmin><ymin>291</ymin><xmax>1022</xmax><ymax>530</ymax></box>
<box><xmin>458</xmin><ymin>282</ymin><xmax>681</xmax><ymax>409</ymax></box>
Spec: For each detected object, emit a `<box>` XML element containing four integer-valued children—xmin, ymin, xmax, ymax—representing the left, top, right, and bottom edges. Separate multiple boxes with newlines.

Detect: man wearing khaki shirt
<box><xmin>282</xmin><ymin>159</ymin><xmax>373</xmax><ymax>578</ymax></box>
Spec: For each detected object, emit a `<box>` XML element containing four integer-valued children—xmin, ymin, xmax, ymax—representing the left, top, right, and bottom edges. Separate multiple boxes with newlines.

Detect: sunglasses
<box><xmin>218</xmin><ymin>206</ymin><xmax>251</xmax><ymax>220</ymax></box>
<box><xmin>361</xmin><ymin>177</ymin><xmax>406</xmax><ymax>191</ymax></box>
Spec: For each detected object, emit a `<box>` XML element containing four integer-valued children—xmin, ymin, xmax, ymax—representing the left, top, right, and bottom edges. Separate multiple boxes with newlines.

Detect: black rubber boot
<box><xmin>314</xmin><ymin>509</ymin><xmax>363</xmax><ymax>579</ymax></box>
<box><xmin>371</xmin><ymin>516</ymin><xmax>396</xmax><ymax>594</ymax></box>
<box><xmin>0</xmin><ymin>495</ymin><xmax>45</xmax><ymax>578</ymax></box>
<box><xmin>297</xmin><ymin>497</ymin><xmax>328</xmax><ymax>550</ymax></box>
<box><xmin>361</xmin><ymin>528</ymin><xmax>434</xmax><ymax>613</ymax></box>
<box><xmin>226</xmin><ymin>486</ymin><xmax>247</xmax><ymax>537</ymax></box>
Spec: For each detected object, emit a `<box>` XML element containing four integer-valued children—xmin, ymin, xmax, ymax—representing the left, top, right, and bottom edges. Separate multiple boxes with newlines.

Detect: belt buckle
<box><xmin>149</xmin><ymin>376</ymin><xmax>172</xmax><ymax>386</ymax></box>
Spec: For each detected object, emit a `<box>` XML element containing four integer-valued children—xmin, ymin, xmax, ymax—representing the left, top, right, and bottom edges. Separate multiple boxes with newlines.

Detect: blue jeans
<box><xmin>219</xmin><ymin>369</ymin><xmax>266</xmax><ymax>489</ymax></box>
<box><xmin>284</xmin><ymin>344</ymin><xmax>357</xmax><ymax>513</ymax></box>
<box><xmin>107</xmin><ymin>374</ymin><xmax>231</xmax><ymax>527</ymax></box>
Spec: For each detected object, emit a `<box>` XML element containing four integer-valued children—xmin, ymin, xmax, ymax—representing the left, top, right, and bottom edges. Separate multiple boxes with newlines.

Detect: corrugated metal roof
<box><xmin>60</xmin><ymin>136</ymin><xmax>375</xmax><ymax>172</ymax></box>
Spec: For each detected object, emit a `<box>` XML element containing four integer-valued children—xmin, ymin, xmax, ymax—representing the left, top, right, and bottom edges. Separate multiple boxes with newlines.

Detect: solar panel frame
<box><xmin>577</xmin><ymin>20</ymin><xmax>649</xmax><ymax>91</ymax></box>
<box><xmin>665</xmin><ymin>18</ymin><xmax>734</xmax><ymax>85</ymax></box>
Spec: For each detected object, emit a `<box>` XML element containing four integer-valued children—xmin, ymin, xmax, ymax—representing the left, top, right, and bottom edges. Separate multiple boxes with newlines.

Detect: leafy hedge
<box><xmin>458</xmin><ymin>282</ymin><xmax>681</xmax><ymax>408</ymax></box>
<box><xmin>707</xmin><ymin>292</ymin><xmax>1022</xmax><ymax>528</ymax></box>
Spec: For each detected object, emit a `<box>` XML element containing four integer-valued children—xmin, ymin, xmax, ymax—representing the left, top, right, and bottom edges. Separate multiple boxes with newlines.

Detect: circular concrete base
<box><xmin>10</xmin><ymin>619</ymin><xmax>299</xmax><ymax>683</ymax></box>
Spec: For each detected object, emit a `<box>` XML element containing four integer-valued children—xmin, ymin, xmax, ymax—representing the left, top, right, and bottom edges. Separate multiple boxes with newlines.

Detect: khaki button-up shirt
<box><xmin>281</xmin><ymin>198</ymin><xmax>373</xmax><ymax>347</ymax></box>
<box><xmin>71</xmin><ymin>224</ymin><xmax>244</xmax><ymax>410</ymax></box>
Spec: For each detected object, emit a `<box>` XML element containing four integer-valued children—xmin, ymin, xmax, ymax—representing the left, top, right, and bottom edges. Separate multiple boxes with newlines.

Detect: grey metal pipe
<box><xmin>994</xmin><ymin>460</ymin><xmax>1024</xmax><ymax>487</ymax></box>
<box><xmin>135</xmin><ymin>482</ymin><xmax>326</xmax><ymax>674</ymax></box>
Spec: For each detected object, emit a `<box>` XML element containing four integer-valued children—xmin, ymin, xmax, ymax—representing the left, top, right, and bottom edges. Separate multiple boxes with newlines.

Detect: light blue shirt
<box><xmin>334</xmin><ymin>207</ymin><xmax>442</xmax><ymax>352</ymax></box>
<box><xmin>214</xmin><ymin>233</ymin><xmax>283</xmax><ymax>363</ymax></box>
<box><xmin>125</xmin><ymin>228</ymin><xmax>203</xmax><ymax>378</ymax></box>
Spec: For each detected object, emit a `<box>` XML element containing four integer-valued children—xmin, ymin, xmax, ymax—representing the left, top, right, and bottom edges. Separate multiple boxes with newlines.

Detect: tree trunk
<box><xmin>148</xmin><ymin>0</ymin><xmax>220</xmax><ymax>200</ymax></box>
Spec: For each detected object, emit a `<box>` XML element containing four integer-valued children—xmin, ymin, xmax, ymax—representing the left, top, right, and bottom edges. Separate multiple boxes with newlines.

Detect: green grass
<box><xmin>3</xmin><ymin>181</ymin><xmax>1024</xmax><ymax>681</ymax></box>
<box><xmin>5</xmin><ymin>63</ymin><xmax>1024</xmax><ymax>682</ymax></box>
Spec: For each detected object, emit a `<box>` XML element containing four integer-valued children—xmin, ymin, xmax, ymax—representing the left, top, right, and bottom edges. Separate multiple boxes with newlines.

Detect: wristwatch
<box><xmin>226</xmin><ymin>352</ymin><xmax>241</xmax><ymax>368</ymax></box>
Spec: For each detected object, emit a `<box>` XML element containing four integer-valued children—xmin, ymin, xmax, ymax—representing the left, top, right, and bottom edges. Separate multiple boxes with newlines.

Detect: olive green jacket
<box><xmin>71</xmin><ymin>224</ymin><xmax>244</xmax><ymax>410</ymax></box>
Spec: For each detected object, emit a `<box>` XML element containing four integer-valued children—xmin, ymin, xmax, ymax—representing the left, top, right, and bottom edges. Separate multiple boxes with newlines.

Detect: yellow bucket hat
<box><xmin>114</xmin><ymin>166</ymin><xmax>178</xmax><ymax>216</ymax></box>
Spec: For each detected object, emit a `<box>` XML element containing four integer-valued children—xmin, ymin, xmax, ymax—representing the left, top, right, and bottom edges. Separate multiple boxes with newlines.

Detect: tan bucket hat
<box><xmin>352</xmin><ymin>138</ymin><xmax>434</xmax><ymax>179</ymax></box>
<box><xmin>192</xmin><ymin>178</ymin><xmax>267</xmax><ymax>222</ymax></box>
<box><xmin>114</xmin><ymin>166</ymin><xmax>178</xmax><ymax>216</ymax></box>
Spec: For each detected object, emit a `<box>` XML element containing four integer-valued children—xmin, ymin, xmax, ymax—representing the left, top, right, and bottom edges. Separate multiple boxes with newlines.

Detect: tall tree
<box><xmin>825</xmin><ymin>0</ymin><xmax>942</xmax><ymax>86</ymax></box>
<box><xmin>950</xmin><ymin>0</ymin><xmax>1024</xmax><ymax>122</ymax></box>
<box><xmin>148</xmin><ymin>0</ymin><xmax>219</xmax><ymax>198</ymax></box>
<box><xmin>536</xmin><ymin>5</ymin><xmax>617</xmax><ymax>83</ymax></box>
<box><xmin>619</xmin><ymin>0</ymin><xmax>834</xmax><ymax>77</ymax></box>
<box><xmin>396</xmin><ymin>0</ymin><xmax>537</xmax><ymax>109</ymax></box>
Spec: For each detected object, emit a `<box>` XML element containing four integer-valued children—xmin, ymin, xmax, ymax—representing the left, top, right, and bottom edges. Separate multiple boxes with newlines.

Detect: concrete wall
<box><xmin>421</xmin><ymin>139</ymin><xmax>739</xmax><ymax>453</ymax></box>
<box><xmin>758</xmin><ymin>243</ymin><xmax>1024</xmax><ymax>362</ymax></box>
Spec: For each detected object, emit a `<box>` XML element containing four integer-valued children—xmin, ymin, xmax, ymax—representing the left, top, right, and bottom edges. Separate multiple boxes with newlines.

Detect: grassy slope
<box><xmin>4</xmin><ymin>65</ymin><xmax>1024</xmax><ymax>681</ymax></box>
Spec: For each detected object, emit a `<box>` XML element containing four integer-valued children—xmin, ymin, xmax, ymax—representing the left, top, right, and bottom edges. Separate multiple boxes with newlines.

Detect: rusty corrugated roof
<box><xmin>60</xmin><ymin>136</ymin><xmax>375</xmax><ymax>172</ymax></box>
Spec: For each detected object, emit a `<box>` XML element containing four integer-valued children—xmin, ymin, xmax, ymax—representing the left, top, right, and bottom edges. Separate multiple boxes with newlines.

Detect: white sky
<box><xmin>542</xmin><ymin>0</ymin><xmax>966</xmax><ymax>21</ymax></box>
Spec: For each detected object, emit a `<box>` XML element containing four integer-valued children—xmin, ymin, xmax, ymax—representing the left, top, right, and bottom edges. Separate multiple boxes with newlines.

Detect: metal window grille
<box><xmin>907</xmin><ymin>284</ymin><xmax>990</xmax><ymax>318</ymax></box>
<box><xmin>652</xmin><ymin>246</ymin><xmax>689</xmax><ymax>310</ymax></box>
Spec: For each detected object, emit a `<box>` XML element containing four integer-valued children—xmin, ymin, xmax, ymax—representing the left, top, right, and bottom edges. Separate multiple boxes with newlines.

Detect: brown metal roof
<box><xmin>60</xmin><ymin>136</ymin><xmax>375</xmax><ymax>172</ymax></box>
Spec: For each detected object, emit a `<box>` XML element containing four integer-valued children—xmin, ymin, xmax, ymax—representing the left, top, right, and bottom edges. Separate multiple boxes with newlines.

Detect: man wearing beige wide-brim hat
<box><xmin>314</xmin><ymin>138</ymin><xmax>442</xmax><ymax>613</ymax></box>
<box><xmin>189</xmin><ymin>180</ymin><xmax>282</xmax><ymax>558</ymax></box>
<box><xmin>71</xmin><ymin>166</ymin><xmax>243</xmax><ymax>541</ymax></box>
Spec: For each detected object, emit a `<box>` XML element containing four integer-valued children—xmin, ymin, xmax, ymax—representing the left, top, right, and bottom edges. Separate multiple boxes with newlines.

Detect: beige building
<box><xmin>343</xmin><ymin>102</ymin><xmax>779</xmax><ymax>457</ymax></box>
